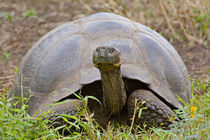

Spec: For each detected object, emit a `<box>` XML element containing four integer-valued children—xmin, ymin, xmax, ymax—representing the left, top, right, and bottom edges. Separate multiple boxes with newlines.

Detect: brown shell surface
<box><xmin>11</xmin><ymin>13</ymin><xmax>191</xmax><ymax>115</ymax></box>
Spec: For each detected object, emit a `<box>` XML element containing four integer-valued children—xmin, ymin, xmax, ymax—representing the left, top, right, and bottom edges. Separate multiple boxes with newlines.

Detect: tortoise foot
<box><xmin>37</xmin><ymin>99</ymin><xmax>82</xmax><ymax>126</ymax></box>
<box><xmin>127</xmin><ymin>89</ymin><xmax>176</xmax><ymax>128</ymax></box>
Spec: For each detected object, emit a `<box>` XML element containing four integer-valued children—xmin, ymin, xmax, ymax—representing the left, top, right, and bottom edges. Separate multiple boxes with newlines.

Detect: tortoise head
<box><xmin>93</xmin><ymin>46</ymin><xmax>121</xmax><ymax>71</ymax></box>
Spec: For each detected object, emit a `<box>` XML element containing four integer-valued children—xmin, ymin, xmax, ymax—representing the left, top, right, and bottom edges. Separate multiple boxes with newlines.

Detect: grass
<box><xmin>0</xmin><ymin>86</ymin><xmax>56</xmax><ymax>139</ymax></box>
<box><xmin>0</xmin><ymin>11</ymin><xmax>13</xmax><ymax>21</ymax></box>
<box><xmin>0</xmin><ymin>8</ymin><xmax>37</xmax><ymax>21</ymax></box>
<box><xmin>24</xmin><ymin>8</ymin><xmax>38</xmax><ymax>19</ymax></box>
<box><xmin>0</xmin><ymin>51</ymin><xmax>11</xmax><ymax>61</ymax></box>
<box><xmin>0</xmin><ymin>78</ymin><xmax>209</xmax><ymax>139</ymax></box>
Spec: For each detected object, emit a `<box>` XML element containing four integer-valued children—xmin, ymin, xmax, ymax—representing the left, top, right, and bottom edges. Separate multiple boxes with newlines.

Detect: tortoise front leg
<box><xmin>127</xmin><ymin>89</ymin><xmax>176</xmax><ymax>128</ymax></box>
<box><xmin>37</xmin><ymin>99</ymin><xmax>82</xmax><ymax>126</ymax></box>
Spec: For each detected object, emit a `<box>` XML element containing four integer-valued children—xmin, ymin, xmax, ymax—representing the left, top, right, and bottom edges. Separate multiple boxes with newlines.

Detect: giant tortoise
<box><xmin>11</xmin><ymin>12</ymin><xmax>191</xmax><ymax>128</ymax></box>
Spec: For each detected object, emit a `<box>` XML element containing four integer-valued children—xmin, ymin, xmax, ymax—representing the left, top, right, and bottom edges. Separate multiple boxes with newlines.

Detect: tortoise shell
<box><xmin>11</xmin><ymin>12</ymin><xmax>191</xmax><ymax>115</ymax></box>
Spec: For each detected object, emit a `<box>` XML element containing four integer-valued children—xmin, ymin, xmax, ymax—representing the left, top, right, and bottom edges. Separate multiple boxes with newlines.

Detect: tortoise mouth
<box><xmin>93</xmin><ymin>57</ymin><xmax>121</xmax><ymax>67</ymax></box>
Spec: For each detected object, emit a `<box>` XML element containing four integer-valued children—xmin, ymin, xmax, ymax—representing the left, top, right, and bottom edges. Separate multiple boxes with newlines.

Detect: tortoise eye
<box><xmin>109</xmin><ymin>49</ymin><xmax>114</xmax><ymax>53</ymax></box>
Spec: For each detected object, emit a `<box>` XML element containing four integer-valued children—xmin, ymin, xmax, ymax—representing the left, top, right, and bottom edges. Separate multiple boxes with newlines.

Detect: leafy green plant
<box><xmin>147</xmin><ymin>78</ymin><xmax>210</xmax><ymax>139</ymax></box>
<box><xmin>24</xmin><ymin>8</ymin><xmax>37</xmax><ymax>19</ymax></box>
<box><xmin>0</xmin><ymin>85</ymin><xmax>58</xmax><ymax>139</ymax></box>
<box><xmin>46</xmin><ymin>90</ymin><xmax>104</xmax><ymax>138</ymax></box>
<box><xmin>0</xmin><ymin>78</ymin><xmax>209</xmax><ymax>139</ymax></box>
<box><xmin>0</xmin><ymin>11</ymin><xmax>13</xmax><ymax>21</ymax></box>
<box><xmin>1</xmin><ymin>51</ymin><xmax>11</xmax><ymax>61</ymax></box>
<box><xmin>13</xmin><ymin>67</ymin><xmax>19</xmax><ymax>74</ymax></box>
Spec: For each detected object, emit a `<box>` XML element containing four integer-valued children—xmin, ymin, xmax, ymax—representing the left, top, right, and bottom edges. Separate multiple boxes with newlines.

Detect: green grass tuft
<box><xmin>0</xmin><ymin>78</ymin><xmax>209</xmax><ymax>139</ymax></box>
<box><xmin>0</xmin><ymin>87</ymin><xmax>57</xmax><ymax>139</ymax></box>
<box><xmin>24</xmin><ymin>8</ymin><xmax>37</xmax><ymax>19</ymax></box>
<box><xmin>1</xmin><ymin>51</ymin><xmax>11</xmax><ymax>61</ymax></box>
<box><xmin>0</xmin><ymin>11</ymin><xmax>13</xmax><ymax>21</ymax></box>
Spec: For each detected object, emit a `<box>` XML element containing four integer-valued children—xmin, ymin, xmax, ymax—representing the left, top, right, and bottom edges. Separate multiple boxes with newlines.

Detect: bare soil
<box><xmin>0</xmin><ymin>0</ymin><xmax>209</xmax><ymax>90</ymax></box>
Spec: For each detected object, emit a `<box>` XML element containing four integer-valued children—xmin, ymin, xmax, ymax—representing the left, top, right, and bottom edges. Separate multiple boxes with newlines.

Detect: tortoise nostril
<box><xmin>100</xmin><ymin>47</ymin><xmax>105</xmax><ymax>50</ymax></box>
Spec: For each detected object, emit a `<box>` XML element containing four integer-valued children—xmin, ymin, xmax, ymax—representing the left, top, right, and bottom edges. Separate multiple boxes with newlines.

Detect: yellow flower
<box><xmin>190</xmin><ymin>113</ymin><xmax>195</xmax><ymax>118</ymax></box>
<box><xmin>190</xmin><ymin>106</ymin><xmax>197</xmax><ymax>118</ymax></box>
<box><xmin>190</xmin><ymin>106</ymin><xmax>197</xmax><ymax>113</ymax></box>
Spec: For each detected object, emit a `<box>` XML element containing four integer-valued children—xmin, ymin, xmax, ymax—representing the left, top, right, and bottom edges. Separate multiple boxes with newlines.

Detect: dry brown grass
<box><xmin>64</xmin><ymin>0</ymin><xmax>209</xmax><ymax>47</ymax></box>
<box><xmin>2</xmin><ymin>0</ymin><xmax>208</xmax><ymax>47</ymax></box>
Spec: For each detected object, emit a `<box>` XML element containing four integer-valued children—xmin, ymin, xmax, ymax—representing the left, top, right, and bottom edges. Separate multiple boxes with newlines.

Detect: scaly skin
<box><xmin>100</xmin><ymin>68</ymin><xmax>127</xmax><ymax>115</ymax></box>
<box><xmin>93</xmin><ymin>46</ymin><xmax>127</xmax><ymax>116</ymax></box>
<box><xmin>127</xmin><ymin>89</ymin><xmax>176</xmax><ymax>128</ymax></box>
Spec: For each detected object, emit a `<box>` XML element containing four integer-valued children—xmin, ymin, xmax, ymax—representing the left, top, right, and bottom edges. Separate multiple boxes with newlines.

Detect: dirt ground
<box><xmin>0</xmin><ymin>0</ymin><xmax>209</xmax><ymax>90</ymax></box>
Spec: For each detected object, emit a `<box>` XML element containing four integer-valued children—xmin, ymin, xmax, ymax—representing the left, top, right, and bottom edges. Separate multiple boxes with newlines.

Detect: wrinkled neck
<box><xmin>99</xmin><ymin>67</ymin><xmax>127</xmax><ymax>115</ymax></box>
